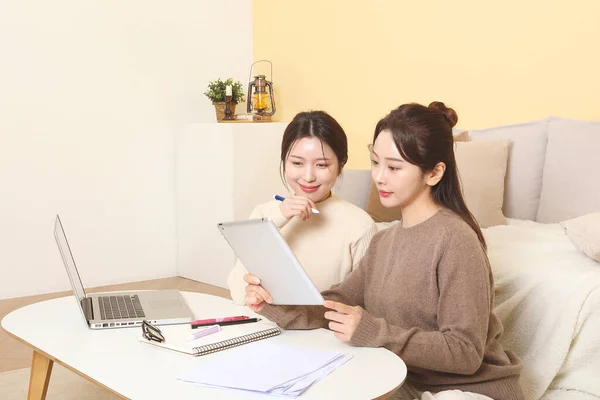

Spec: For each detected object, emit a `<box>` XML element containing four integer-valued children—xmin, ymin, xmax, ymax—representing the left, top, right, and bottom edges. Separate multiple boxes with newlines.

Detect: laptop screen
<box><xmin>53</xmin><ymin>216</ymin><xmax>87</xmax><ymax>305</ymax></box>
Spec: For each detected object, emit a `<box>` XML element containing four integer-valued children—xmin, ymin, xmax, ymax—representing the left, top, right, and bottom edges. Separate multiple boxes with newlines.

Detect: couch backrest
<box><xmin>469</xmin><ymin>120</ymin><xmax>549</xmax><ymax>220</ymax></box>
<box><xmin>536</xmin><ymin>117</ymin><xmax>600</xmax><ymax>223</ymax></box>
<box><xmin>333</xmin><ymin>169</ymin><xmax>371</xmax><ymax>210</ymax></box>
<box><xmin>335</xmin><ymin>117</ymin><xmax>600</xmax><ymax>223</ymax></box>
<box><xmin>471</xmin><ymin>117</ymin><xmax>600</xmax><ymax>223</ymax></box>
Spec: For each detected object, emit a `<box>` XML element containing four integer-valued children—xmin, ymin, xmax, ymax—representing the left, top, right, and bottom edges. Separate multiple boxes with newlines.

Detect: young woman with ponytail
<box><xmin>243</xmin><ymin>102</ymin><xmax>524</xmax><ymax>400</ymax></box>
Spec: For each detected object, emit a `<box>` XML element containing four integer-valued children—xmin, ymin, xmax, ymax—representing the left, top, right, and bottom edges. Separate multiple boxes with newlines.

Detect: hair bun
<box><xmin>428</xmin><ymin>101</ymin><xmax>458</xmax><ymax>128</ymax></box>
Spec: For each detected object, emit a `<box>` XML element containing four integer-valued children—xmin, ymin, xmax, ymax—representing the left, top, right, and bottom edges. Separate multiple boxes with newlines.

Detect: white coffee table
<box><xmin>2</xmin><ymin>292</ymin><xmax>407</xmax><ymax>399</ymax></box>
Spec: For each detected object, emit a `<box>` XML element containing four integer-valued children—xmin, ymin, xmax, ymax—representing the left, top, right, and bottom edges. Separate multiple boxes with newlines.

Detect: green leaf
<box><xmin>204</xmin><ymin>78</ymin><xmax>246</xmax><ymax>103</ymax></box>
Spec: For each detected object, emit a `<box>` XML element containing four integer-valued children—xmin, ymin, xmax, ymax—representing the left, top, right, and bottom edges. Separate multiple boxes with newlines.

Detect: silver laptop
<box><xmin>218</xmin><ymin>218</ymin><xmax>324</xmax><ymax>305</ymax></box>
<box><xmin>53</xmin><ymin>215</ymin><xmax>194</xmax><ymax>330</ymax></box>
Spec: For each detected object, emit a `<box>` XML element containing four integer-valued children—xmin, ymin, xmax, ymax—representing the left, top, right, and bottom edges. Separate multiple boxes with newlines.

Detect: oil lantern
<box><xmin>247</xmin><ymin>60</ymin><xmax>276</xmax><ymax>117</ymax></box>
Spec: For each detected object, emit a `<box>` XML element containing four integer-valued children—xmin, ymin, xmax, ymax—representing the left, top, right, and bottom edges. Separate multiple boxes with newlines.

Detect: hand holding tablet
<box><xmin>218</xmin><ymin>219</ymin><xmax>324</xmax><ymax>306</ymax></box>
<box><xmin>243</xmin><ymin>274</ymin><xmax>272</xmax><ymax>312</ymax></box>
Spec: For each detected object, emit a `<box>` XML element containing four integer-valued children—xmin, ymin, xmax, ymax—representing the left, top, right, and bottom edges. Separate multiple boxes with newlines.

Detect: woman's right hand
<box><xmin>279</xmin><ymin>195</ymin><xmax>317</xmax><ymax>221</ymax></box>
<box><xmin>244</xmin><ymin>274</ymin><xmax>273</xmax><ymax>312</ymax></box>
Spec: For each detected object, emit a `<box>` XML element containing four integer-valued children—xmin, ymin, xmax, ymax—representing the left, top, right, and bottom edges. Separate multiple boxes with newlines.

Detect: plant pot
<box><xmin>213</xmin><ymin>102</ymin><xmax>237</xmax><ymax>122</ymax></box>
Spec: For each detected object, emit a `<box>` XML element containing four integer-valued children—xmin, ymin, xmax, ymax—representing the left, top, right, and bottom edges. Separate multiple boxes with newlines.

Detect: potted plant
<box><xmin>204</xmin><ymin>78</ymin><xmax>245</xmax><ymax>121</ymax></box>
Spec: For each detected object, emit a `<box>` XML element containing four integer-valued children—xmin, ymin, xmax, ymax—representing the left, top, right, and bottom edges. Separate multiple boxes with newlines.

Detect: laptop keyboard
<box><xmin>98</xmin><ymin>295</ymin><xmax>145</xmax><ymax>320</ymax></box>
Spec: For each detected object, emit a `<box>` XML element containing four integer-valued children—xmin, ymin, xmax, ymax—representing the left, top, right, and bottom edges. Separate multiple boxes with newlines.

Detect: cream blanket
<box><xmin>485</xmin><ymin>221</ymin><xmax>600</xmax><ymax>400</ymax></box>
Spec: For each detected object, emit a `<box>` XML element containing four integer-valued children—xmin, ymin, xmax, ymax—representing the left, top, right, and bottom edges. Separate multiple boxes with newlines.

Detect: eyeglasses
<box><xmin>141</xmin><ymin>320</ymin><xmax>165</xmax><ymax>343</ymax></box>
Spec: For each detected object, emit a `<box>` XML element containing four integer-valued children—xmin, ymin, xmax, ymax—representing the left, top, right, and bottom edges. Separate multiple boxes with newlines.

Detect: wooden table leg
<box><xmin>27</xmin><ymin>350</ymin><xmax>54</xmax><ymax>400</ymax></box>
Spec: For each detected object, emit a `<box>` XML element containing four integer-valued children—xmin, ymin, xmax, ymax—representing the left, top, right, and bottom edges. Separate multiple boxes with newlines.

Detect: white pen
<box><xmin>184</xmin><ymin>324</ymin><xmax>220</xmax><ymax>342</ymax></box>
<box><xmin>273</xmin><ymin>194</ymin><xmax>320</xmax><ymax>214</ymax></box>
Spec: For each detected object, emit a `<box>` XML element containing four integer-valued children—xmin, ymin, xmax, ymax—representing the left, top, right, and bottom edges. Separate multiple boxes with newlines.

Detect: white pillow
<box><xmin>560</xmin><ymin>213</ymin><xmax>600</xmax><ymax>262</ymax></box>
<box><xmin>469</xmin><ymin>119</ymin><xmax>548</xmax><ymax>221</ymax></box>
<box><xmin>537</xmin><ymin>117</ymin><xmax>600</xmax><ymax>223</ymax></box>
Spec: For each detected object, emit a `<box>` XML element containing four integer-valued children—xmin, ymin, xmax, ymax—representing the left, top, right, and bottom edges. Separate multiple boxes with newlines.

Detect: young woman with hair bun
<box><xmin>244</xmin><ymin>102</ymin><xmax>524</xmax><ymax>400</ymax></box>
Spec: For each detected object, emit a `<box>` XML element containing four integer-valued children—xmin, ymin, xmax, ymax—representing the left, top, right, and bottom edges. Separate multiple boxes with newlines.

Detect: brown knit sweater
<box><xmin>259</xmin><ymin>208</ymin><xmax>524</xmax><ymax>400</ymax></box>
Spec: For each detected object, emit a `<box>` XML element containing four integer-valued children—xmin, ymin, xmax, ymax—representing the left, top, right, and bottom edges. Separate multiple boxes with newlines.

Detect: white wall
<box><xmin>0</xmin><ymin>0</ymin><xmax>253</xmax><ymax>299</ymax></box>
<box><xmin>176</xmin><ymin>123</ymin><xmax>289</xmax><ymax>288</ymax></box>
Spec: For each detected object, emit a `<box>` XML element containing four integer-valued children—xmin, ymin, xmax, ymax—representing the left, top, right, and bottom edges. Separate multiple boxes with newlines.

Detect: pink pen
<box><xmin>185</xmin><ymin>324</ymin><xmax>221</xmax><ymax>342</ymax></box>
<box><xmin>190</xmin><ymin>315</ymin><xmax>249</xmax><ymax>325</ymax></box>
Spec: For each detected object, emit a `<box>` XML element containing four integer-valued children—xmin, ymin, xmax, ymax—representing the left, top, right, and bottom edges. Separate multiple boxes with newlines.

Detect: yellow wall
<box><xmin>253</xmin><ymin>0</ymin><xmax>600</xmax><ymax>168</ymax></box>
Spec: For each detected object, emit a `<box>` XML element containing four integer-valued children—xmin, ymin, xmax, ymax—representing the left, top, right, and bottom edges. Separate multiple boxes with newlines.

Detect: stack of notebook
<box><xmin>138</xmin><ymin>321</ymin><xmax>281</xmax><ymax>356</ymax></box>
<box><xmin>177</xmin><ymin>341</ymin><xmax>353</xmax><ymax>398</ymax></box>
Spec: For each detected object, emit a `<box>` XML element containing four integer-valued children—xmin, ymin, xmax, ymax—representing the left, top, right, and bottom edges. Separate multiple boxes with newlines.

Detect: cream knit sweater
<box><xmin>227</xmin><ymin>194</ymin><xmax>377</xmax><ymax>305</ymax></box>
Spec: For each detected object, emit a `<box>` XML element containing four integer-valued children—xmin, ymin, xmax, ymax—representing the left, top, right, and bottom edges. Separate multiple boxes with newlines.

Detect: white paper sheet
<box><xmin>178</xmin><ymin>341</ymin><xmax>353</xmax><ymax>397</ymax></box>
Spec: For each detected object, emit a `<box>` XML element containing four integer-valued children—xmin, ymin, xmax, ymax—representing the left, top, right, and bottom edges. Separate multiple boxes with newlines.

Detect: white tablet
<box><xmin>218</xmin><ymin>218</ymin><xmax>324</xmax><ymax>305</ymax></box>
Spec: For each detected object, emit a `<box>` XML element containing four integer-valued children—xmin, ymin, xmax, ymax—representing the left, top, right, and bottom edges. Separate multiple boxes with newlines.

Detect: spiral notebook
<box><xmin>138</xmin><ymin>322</ymin><xmax>281</xmax><ymax>357</ymax></box>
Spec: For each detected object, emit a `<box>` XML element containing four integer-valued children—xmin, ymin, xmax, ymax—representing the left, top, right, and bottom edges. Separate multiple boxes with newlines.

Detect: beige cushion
<box><xmin>537</xmin><ymin>118</ymin><xmax>600</xmax><ymax>223</ymax></box>
<box><xmin>469</xmin><ymin>119</ymin><xmax>548</xmax><ymax>220</ymax></box>
<box><xmin>367</xmin><ymin>137</ymin><xmax>510</xmax><ymax>228</ymax></box>
<box><xmin>366</xmin><ymin>132</ymin><xmax>470</xmax><ymax>223</ymax></box>
<box><xmin>561</xmin><ymin>213</ymin><xmax>600</xmax><ymax>262</ymax></box>
<box><xmin>366</xmin><ymin>182</ymin><xmax>403</xmax><ymax>222</ymax></box>
<box><xmin>452</xmin><ymin>130</ymin><xmax>469</xmax><ymax>142</ymax></box>
<box><xmin>454</xmin><ymin>140</ymin><xmax>510</xmax><ymax>228</ymax></box>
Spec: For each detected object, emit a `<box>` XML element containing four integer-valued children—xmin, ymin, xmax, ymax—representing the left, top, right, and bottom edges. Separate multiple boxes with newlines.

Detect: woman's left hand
<box><xmin>243</xmin><ymin>274</ymin><xmax>272</xmax><ymax>313</ymax></box>
<box><xmin>323</xmin><ymin>300</ymin><xmax>363</xmax><ymax>342</ymax></box>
